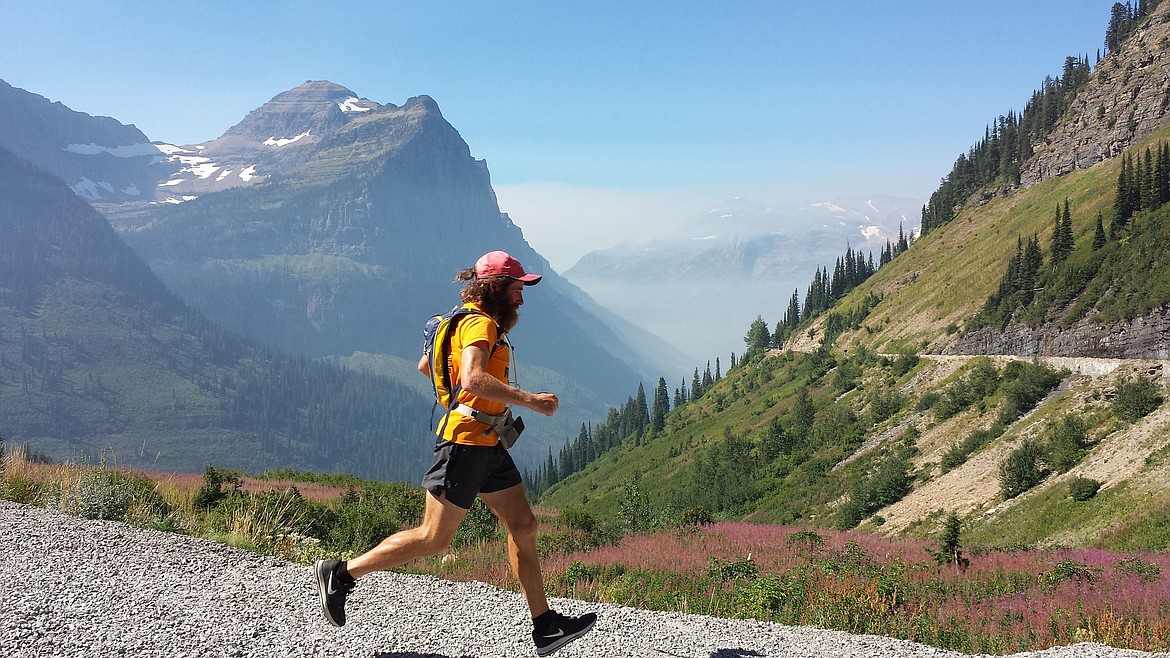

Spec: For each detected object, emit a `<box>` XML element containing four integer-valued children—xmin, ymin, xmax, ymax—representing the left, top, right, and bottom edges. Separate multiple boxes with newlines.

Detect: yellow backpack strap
<box><xmin>428</xmin><ymin>307</ymin><xmax>499</xmax><ymax>438</ymax></box>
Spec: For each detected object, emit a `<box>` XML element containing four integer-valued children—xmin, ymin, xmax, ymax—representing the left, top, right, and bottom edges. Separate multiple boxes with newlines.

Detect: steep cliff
<box><xmin>1021</xmin><ymin>2</ymin><xmax>1170</xmax><ymax>185</ymax></box>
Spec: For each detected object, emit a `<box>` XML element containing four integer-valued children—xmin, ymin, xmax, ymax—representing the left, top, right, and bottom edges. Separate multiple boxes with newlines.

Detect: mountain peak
<box><xmin>219</xmin><ymin>80</ymin><xmax>381</xmax><ymax>143</ymax></box>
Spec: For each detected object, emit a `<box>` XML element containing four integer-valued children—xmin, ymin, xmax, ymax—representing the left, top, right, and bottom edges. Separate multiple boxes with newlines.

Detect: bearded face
<box><xmin>463</xmin><ymin>277</ymin><xmax>520</xmax><ymax>332</ymax></box>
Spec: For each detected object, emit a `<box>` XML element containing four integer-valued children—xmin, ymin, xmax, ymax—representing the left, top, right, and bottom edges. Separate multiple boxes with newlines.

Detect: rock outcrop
<box><xmin>1021</xmin><ymin>3</ymin><xmax>1170</xmax><ymax>186</ymax></box>
<box><xmin>947</xmin><ymin>306</ymin><xmax>1170</xmax><ymax>360</ymax></box>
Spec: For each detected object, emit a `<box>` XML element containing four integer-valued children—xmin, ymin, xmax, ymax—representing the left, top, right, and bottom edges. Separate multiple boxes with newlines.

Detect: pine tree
<box><xmin>1158</xmin><ymin>142</ymin><xmax>1170</xmax><ymax>207</ymax></box>
<box><xmin>783</xmin><ymin>289</ymin><xmax>801</xmax><ymax>330</ymax></box>
<box><xmin>1141</xmin><ymin>147</ymin><xmax>1156</xmax><ymax>211</ymax></box>
<box><xmin>1115</xmin><ymin>152</ymin><xmax>1135</xmax><ymax>227</ymax></box>
<box><xmin>1092</xmin><ymin>211</ymin><xmax>1107</xmax><ymax>250</ymax></box>
<box><xmin>1051</xmin><ymin>199</ymin><xmax>1074</xmax><ymax>266</ymax></box>
<box><xmin>792</xmin><ymin>387</ymin><xmax>816</xmax><ymax>434</ymax></box>
<box><xmin>633</xmin><ymin>383</ymin><xmax>650</xmax><ymax>436</ymax></box>
<box><xmin>745</xmin><ymin>316</ymin><xmax>771</xmax><ymax>355</ymax></box>
<box><xmin>651</xmin><ymin>377</ymin><xmax>669</xmax><ymax>434</ymax></box>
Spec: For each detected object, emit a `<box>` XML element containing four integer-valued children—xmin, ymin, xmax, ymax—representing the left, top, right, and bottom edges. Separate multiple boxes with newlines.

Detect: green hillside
<box><xmin>538</xmin><ymin>84</ymin><xmax>1170</xmax><ymax>551</ymax></box>
<box><xmin>827</xmin><ymin>125</ymin><xmax>1170</xmax><ymax>356</ymax></box>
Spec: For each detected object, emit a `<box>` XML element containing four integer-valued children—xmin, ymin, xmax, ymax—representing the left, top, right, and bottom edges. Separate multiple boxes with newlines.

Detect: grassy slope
<box><xmin>540</xmin><ymin>126</ymin><xmax>1170</xmax><ymax>550</ymax></box>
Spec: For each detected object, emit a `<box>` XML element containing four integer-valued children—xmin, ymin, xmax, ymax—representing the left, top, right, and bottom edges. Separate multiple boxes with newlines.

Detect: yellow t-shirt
<box><xmin>439</xmin><ymin>303</ymin><xmax>510</xmax><ymax>446</ymax></box>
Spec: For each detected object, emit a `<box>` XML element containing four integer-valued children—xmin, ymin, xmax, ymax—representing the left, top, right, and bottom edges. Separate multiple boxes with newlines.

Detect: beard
<box><xmin>478</xmin><ymin>286</ymin><xmax>520</xmax><ymax>333</ymax></box>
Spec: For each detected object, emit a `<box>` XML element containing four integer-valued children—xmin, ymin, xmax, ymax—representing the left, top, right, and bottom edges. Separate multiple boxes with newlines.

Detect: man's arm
<box><xmin>459</xmin><ymin>343</ymin><xmax>558</xmax><ymax>416</ymax></box>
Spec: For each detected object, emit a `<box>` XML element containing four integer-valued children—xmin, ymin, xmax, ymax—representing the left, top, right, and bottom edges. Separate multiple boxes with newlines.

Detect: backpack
<box><xmin>422</xmin><ymin>305</ymin><xmax>500</xmax><ymax>432</ymax></box>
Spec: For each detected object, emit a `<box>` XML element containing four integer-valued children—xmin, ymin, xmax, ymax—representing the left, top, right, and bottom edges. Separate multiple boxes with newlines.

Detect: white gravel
<box><xmin>2</xmin><ymin>499</ymin><xmax>1167</xmax><ymax>658</ymax></box>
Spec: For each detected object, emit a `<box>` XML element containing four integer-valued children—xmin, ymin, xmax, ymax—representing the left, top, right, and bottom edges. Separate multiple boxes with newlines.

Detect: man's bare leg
<box><xmin>346</xmin><ymin>491</ymin><xmax>467</xmax><ymax>578</ymax></box>
<box><xmin>480</xmin><ymin>483</ymin><xmax>549</xmax><ymax>617</ymax></box>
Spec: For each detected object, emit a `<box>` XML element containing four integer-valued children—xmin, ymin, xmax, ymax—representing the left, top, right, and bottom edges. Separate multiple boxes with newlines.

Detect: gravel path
<box><xmin>2</xmin><ymin>500</ymin><xmax>1166</xmax><ymax>658</ymax></box>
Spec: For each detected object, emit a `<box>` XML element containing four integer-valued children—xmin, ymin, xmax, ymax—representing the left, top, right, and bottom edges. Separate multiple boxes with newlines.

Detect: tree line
<box><xmin>975</xmin><ymin>141</ymin><xmax>1169</xmax><ymax>332</ymax></box>
<box><xmin>1106</xmin><ymin>1</ymin><xmax>1161</xmax><ymax>54</ymax></box>
<box><xmin>526</xmin><ymin>354</ymin><xmax>735</xmax><ymax>497</ymax></box>
<box><xmin>923</xmin><ymin>2</ymin><xmax>1163</xmax><ymax>239</ymax></box>
<box><xmin>921</xmin><ymin>56</ymin><xmax>1092</xmax><ymax>236</ymax></box>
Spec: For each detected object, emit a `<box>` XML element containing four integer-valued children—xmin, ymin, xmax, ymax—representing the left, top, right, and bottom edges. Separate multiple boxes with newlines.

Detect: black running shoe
<box><xmin>314</xmin><ymin>559</ymin><xmax>354</xmax><ymax>627</ymax></box>
<box><xmin>533</xmin><ymin>610</ymin><xmax>597</xmax><ymax>656</ymax></box>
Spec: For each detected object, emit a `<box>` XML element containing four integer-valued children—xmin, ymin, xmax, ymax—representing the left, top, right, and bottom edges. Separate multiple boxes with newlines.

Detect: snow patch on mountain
<box><xmin>154</xmin><ymin>143</ymin><xmax>189</xmax><ymax>155</ymax></box>
<box><xmin>64</xmin><ymin>142</ymin><xmax>164</xmax><ymax>158</ymax></box>
<box><xmin>239</xmin><ymin>165</ymin><xmax>257</xmax><ymax>182</ymax></box>
<box><xmin>71</xmin><ymin>177</ymin><xmax>115</xmax><ymax>200</ymax></box>
<box><xmin>335</xmin><ymin>96</ymin><xmax>373</xmax><ymax>112</ymax></box>
<box><xmin>264</xmin><ymin>130</ymin><xmax>311</xmax><ymax>147</ymax></box>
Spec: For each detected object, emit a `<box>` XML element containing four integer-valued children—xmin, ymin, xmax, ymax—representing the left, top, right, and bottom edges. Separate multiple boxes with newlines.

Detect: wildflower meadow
<box><xmin>2</xmin><ymin>448</ymin><xmax>1168</xmax><ymax>655</ymax></box>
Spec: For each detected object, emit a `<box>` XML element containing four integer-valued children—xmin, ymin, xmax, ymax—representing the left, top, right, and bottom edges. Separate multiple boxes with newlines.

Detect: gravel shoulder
<box><xmin>2</xmin><ymin>500</ymin><xmax>1166</xmax><ymax>658</ymax></box>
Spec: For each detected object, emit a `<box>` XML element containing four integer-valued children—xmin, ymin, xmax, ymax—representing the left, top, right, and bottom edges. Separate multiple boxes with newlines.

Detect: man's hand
<box><xmin>529</xmin><ymin>392</ymin><xmax>559</xmax><ymax>417</ymax></box>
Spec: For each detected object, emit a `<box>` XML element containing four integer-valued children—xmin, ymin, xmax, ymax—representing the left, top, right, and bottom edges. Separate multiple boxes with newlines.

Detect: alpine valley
<box><xmin>0</xmin><ymin>79</ymin><xmax>688</xmax><ymax>477</ymax></box>
<box><xmin>3</xmin><ymin>0</ymin><xmax>1170</xmax><ymax>554</ymax></box>
<box><xmin>535</xmin><ymin>2</ymin><xmax>1170</xmax><ymax>551</ymax></box>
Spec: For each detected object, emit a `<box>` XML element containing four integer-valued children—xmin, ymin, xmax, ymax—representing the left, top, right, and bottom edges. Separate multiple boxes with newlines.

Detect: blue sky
<box><xmin>1</xmin><ymin>1</ymin><xmax>1117</xmax><ymax>269</ymax></box>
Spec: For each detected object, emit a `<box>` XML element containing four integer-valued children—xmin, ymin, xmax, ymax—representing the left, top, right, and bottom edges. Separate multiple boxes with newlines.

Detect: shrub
<box><xmin>892</xmin><ymin>353</ymin><xmax>919</xmax><ymax>376</ymax></box>
<box><xmin>676</xmin><ymin>507</ymin><xmax>714</xmax><ymax>527</ymax></box>
<box><xmin>1047</xmin><ymin>415</ymin><xmax>1089</xmax><ymax>473</ymax></box>
<box><xmin>1038</xmin><ymin>558</ymin><xmax>1100</xmax><ymax>587</ymax></box>
<box><xmin>708</xmin><ymin>555</ymin><xmax>759</xmax><ymax>581</ymax></box>
<box><xmin>1000</xmin><ymin>361</ymin><xmax>1063</xmax><ymax>420</ymax></box>
<box><xmin>737</xmin><ymin>575</ymin><xmax>803</xmax><ymax>618</ymax></box>
<box><xmin>1068</xmin><ymin>477</ymin><xmax>1102</xmax><ymax>501</ymax></box>
<box><xmin>1115</xmin><ymin>556</ymin><xmax>1162</xmax><ymax>582</ymax></box>
<box><xmin>927</xmin><ymin>513</ymin><xmax>969</xmax><ymax>569</ymax></box>
<box><xmin>867</xmin><ymin>387</ymin><xmax>905</xmax><ymax>425</ymax></box>
<box><xmin>323</xmin><ymin>498</ymin><xmax>401</xmax><ymax>557</ymax></box>
<box><xmin>453</xmin><ymin>499</ymin><xmax>499</xmax><ymax>547</ymax></box>
<box><xmin>999</xmin><ymin>438</ymin><xmax>1048</xmax><ymax>499</ymax></box>
<box><xmin>916</xmin><ymin>391</ymin><xmax>940</xmax><ymax>411</ymax></box>
<box><xmin>556</xmin><ymin>560</ymin><xmax>601</xmax><ymax>587</ymax></box>
<box><xmin>64</xmin><ymin>469</ymin><xmax>134</xmax><ymax>521</ymax></box>
<box><xmin>786</xmin><ymin>529</ymin><xmax>825</xmax><ymax>552</ymax></box>
<box><xmin>194</xmin><ymin>465</ymin><xmax>242</xmax><ymax>509</ymax></box>
<box><xmin>940</xmin><ymin>426</ymin><xmax>1002</xmax><ymax>472</ymax></box>
<box><xmin>1114</xmin><ymin>377</ymin><xmax>1162</xmax><ymax>422</ymax></box>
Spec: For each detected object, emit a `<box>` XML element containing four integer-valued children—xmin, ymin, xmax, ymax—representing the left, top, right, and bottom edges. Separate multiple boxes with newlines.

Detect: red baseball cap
<box><xmin>475</xmin><ymin>250</ymin><xmax>542</xmax><ymax>285</ymax></box>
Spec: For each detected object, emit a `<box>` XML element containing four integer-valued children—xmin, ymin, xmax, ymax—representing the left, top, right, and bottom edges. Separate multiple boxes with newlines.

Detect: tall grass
<box><xmin>3</xmin><ymin>453</ymin><xmax>1167</xmax><ymax>654</ymax></box>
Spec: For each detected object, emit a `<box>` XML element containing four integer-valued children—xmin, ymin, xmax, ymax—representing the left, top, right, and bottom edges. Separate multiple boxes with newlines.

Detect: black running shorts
<box><xmin>421</xmin><ymin>439</ymin><xmax>522</xmax><ymax>509</ymax></box>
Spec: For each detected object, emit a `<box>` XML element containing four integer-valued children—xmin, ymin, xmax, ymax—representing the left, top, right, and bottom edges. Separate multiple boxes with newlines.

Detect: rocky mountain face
<box><xmin>1021</xmin><ymin>2</ymin><xmax>1170</xmax><ymax>186</ymax></box>
<box><xmin>0</xmin><ymin>79</ymin><xmax>179</xmax><ymax>202</ymax></box>
<box><xmin>91</xmin><ymin>81</ymin><xmax>683</xmax><ymax>463</ymax></box>
<box><xmin>944</xmin><ymin>4</ymin><xmax>1170</xmax><ymax>362</ymax></box>
<box><xmin>136</xmin><ymin>81</ymin><xmax>391</xmax><ymax>199</ymax></box>
<box><xmin>0</xmin><ymin>142</ymin><xmax>436</xmax><ymax>480</ymax></box>
<box><xmin>951</xmin><ymin>307</ymin><xmax>1170</xmax><ymax>360</ymax></box>
<box><xmin>565</xmin><ymin>196</ymin><xmax>922</xmax><ymax>361</ymax></box>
